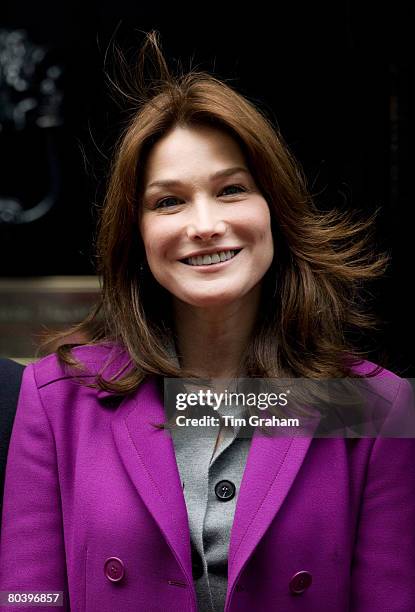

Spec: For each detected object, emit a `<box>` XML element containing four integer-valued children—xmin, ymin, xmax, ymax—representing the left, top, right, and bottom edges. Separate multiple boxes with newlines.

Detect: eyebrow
<box><xmin>145</xmin><ymin>166</ymin><xmax>250</xmax><ymax>192</ymax></box>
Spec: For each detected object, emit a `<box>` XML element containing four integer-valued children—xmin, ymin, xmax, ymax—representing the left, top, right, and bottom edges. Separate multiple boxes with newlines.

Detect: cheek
<box><xmin>251</xmin><ymin>206</ymin><xmax>274</xmax><ymax>264</ymax></box>
<box><xmin>240</xmin><ymin>201</ymin><xmax>273</xmax><ymax>245</ymax></box>
<box><xmin>257</xmin><ymin>205</ymin><xmax>273</xmax><ymax>243</ymax></box>
<box><xmin>140</xmin><ymin>218</ymin><xmax>178</xmax><ymax>263</ymax></box>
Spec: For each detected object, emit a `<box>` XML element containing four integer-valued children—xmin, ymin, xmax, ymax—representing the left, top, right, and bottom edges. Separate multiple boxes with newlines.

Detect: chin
<box><xmin>180</xmin><ymin>290</ymin><xmax>241</xmax><ymax>308</ymax></box>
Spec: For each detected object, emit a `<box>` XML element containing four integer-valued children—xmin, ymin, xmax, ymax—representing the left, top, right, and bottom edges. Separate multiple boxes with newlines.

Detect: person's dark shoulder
<box><xmin>0</xmin><ymin>358</ymin><xmax>24</xmax><ymax>413</ymax></box>
<box><xmin>0</xmin><ymin>359</ymin><xmax>25</xmax><ymax>487</ymax></box>
<box><xmin>0</xmin><ymin>357</ymin><xmax>24</xmax><ymax>382</ymax></box>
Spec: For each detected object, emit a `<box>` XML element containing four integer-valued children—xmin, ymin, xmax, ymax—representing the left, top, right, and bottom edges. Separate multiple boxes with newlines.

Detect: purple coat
<box><xmin>1</xmin><ymin>344</ymin><xmax>415</xmax><ymax>611</ymax></box>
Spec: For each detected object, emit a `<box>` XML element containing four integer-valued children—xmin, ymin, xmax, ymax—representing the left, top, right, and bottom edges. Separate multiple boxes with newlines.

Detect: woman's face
<box><xmin>139</xmin><ymin>124</ymin><xmax>274</xmax><ymax>308</ymax></box>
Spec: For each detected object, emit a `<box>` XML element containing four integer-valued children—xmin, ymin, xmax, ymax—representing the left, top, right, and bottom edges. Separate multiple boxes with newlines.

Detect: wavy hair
<box><xmin>41</xmin><ymin>30</ymin><xmax>389</xmax><ymax>392</ymax></box>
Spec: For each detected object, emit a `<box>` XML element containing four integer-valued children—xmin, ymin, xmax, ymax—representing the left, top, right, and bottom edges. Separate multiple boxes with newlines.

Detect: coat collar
<box><xmin>110</xmin><ymin>374</ymin><xmax>319</xmax><ymax>607</ymax></box>
<box><xmin>110</xmin><ymin>377</ymin><xmax>193</xmax><ymax>582</ymax></box>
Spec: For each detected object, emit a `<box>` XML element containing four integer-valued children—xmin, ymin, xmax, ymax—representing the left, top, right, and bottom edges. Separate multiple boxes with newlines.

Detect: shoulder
<box><xmin>30</xmin><ymin>343</ymin><xmax>131</xmax><ymax>391</ymax></box>
<box><xmin>0</xmin><ymin>357</ymin><xmax>24</xmax><ymax>377</ymax></box>
<box><xmin>12</xmin><ymin>344</ymin><xmax>134</xmax><ymax>436</ymax></box>
<box><xmin>349</xmin><ymin>357</ymin><xmax>406</xmax><ymax>401</ymax></box>
<box><xmin>0</xmin><ymin>359</ymin><xmax>25</xmax><ymax>439</ymax></box>
<box><xmin>0</xmin><ymin>358</ymin><xmax>24</xmax><ymax>391</ymax></box>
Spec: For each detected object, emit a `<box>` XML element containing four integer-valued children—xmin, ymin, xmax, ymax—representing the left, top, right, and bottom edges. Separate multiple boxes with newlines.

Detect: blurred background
<box><xmin>0</xmin><ymin>2</ymin><xmax>413</xmax><ymax>374</ymax></box>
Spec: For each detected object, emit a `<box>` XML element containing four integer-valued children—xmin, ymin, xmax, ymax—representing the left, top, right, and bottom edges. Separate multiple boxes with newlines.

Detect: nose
<box><xmin>186</xmin><ymin>200</ymin><xmax>227</xmax><ymax>241</ymax></box>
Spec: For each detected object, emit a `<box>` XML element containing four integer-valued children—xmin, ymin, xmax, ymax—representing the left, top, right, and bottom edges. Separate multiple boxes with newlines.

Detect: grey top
<box><xmin>169</xmin><ymin>399</ymin><xmax>252</xmax><ymax>612</ymax></box>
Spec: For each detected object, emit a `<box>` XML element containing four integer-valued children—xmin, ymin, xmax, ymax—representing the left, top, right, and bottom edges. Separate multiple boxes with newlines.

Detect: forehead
<box><xmin>142</xmin><ymin>125</ymin><xmax>247</xmax><ymax>186</ymax></box>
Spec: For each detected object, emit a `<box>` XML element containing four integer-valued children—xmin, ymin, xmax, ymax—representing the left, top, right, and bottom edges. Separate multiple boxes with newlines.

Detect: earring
<box><xmin>138</xmin><ymin>261</ymin><xmax>146</xmax><ymax>281</ymax></box>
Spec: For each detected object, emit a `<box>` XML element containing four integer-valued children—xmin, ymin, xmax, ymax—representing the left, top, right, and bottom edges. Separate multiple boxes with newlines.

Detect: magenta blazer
<box><xmin>1</xmin><ymin>344</ymin><xmax>415</xmax><ymax>611</ymax></box>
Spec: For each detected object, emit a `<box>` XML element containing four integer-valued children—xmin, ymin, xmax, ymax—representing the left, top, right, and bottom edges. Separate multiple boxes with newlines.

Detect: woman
<box><xmin>1</xmin><ymin>32</ymin><xmax>414</xmax><ymax>611</ymax></box>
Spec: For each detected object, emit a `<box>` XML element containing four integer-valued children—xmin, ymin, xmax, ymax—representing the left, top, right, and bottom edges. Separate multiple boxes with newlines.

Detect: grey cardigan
<box><xmin>169</xmin><ymin>401</ymin><xmax>252</xmax><ymax>612</ymax></box>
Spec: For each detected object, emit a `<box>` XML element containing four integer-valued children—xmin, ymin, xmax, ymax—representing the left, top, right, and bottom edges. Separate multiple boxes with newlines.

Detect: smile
<box><xmin>182</xmin><ymin>249</ymin><xmax>242</xmax><ymax>267</ymax></box>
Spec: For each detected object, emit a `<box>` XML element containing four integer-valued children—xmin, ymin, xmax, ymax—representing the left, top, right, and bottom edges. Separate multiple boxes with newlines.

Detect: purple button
<box><xmin>289</xmin><ymin>570</ymin><xmax>312</xmax><ymax>594</ymax></box>
<box><xmin>104</xmin><ymin>557</ymin><xmax>125</xmax><ymax>583</ymax></box>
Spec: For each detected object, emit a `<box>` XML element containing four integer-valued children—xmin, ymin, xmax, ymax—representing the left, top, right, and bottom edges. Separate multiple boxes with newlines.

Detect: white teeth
<box><xmin>186</xmin><ymin>249</ymin><xmax>239</xmax><ymax>266</ymax></box>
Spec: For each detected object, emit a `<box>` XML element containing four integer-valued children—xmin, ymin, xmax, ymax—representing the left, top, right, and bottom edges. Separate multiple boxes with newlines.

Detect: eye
<box><xmin>155</xmin><ymin>196</ymin><xmax>182</xmax><ymax>209</ymax></box>
<box><xmin>220</xmin><ymin>184</ymin><xmax>247</xmax><ymax>196</ymax></box>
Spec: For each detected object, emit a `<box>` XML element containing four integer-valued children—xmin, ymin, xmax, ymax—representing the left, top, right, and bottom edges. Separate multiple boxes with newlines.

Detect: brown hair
<box><xmin>41</xmin><ymin>30</ymin><xmax>389</xmax><ymax>392</ymax></box>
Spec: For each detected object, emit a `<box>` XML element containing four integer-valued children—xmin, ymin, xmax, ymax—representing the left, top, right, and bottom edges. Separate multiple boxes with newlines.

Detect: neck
<box><xmin>173</xmin><ymin>288</ymin><xmax>260</xmax><ymax>378</ymax></box>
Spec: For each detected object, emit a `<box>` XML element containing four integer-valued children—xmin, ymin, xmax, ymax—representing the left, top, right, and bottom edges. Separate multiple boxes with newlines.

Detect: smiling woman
<box><xmin>1</xmin><ymin>30</ymin><xmax>414</xmax><ymax>612</ymax></box>
<box><xmin>43</xmin><ymin>29</ymin><xmax>390</xmax><ymax>383</ymax></box>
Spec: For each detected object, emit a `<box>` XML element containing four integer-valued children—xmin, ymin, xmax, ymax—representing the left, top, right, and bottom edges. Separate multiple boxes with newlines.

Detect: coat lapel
<box><xmin>110</xmin><ymin>376</ymin><xmax>193</xmax><ymax>585</ymax></box>
<box><xmin>227</xmin><ymin>421</ymin><xmax>319</xmax><ymax>597</ymax></box>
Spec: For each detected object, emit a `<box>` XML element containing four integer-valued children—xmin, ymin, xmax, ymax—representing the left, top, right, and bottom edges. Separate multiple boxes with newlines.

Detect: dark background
<box><xmin>0</xmin><ymin>2</ymin><xmax>413</xmax><ymax>374</ymax></box>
